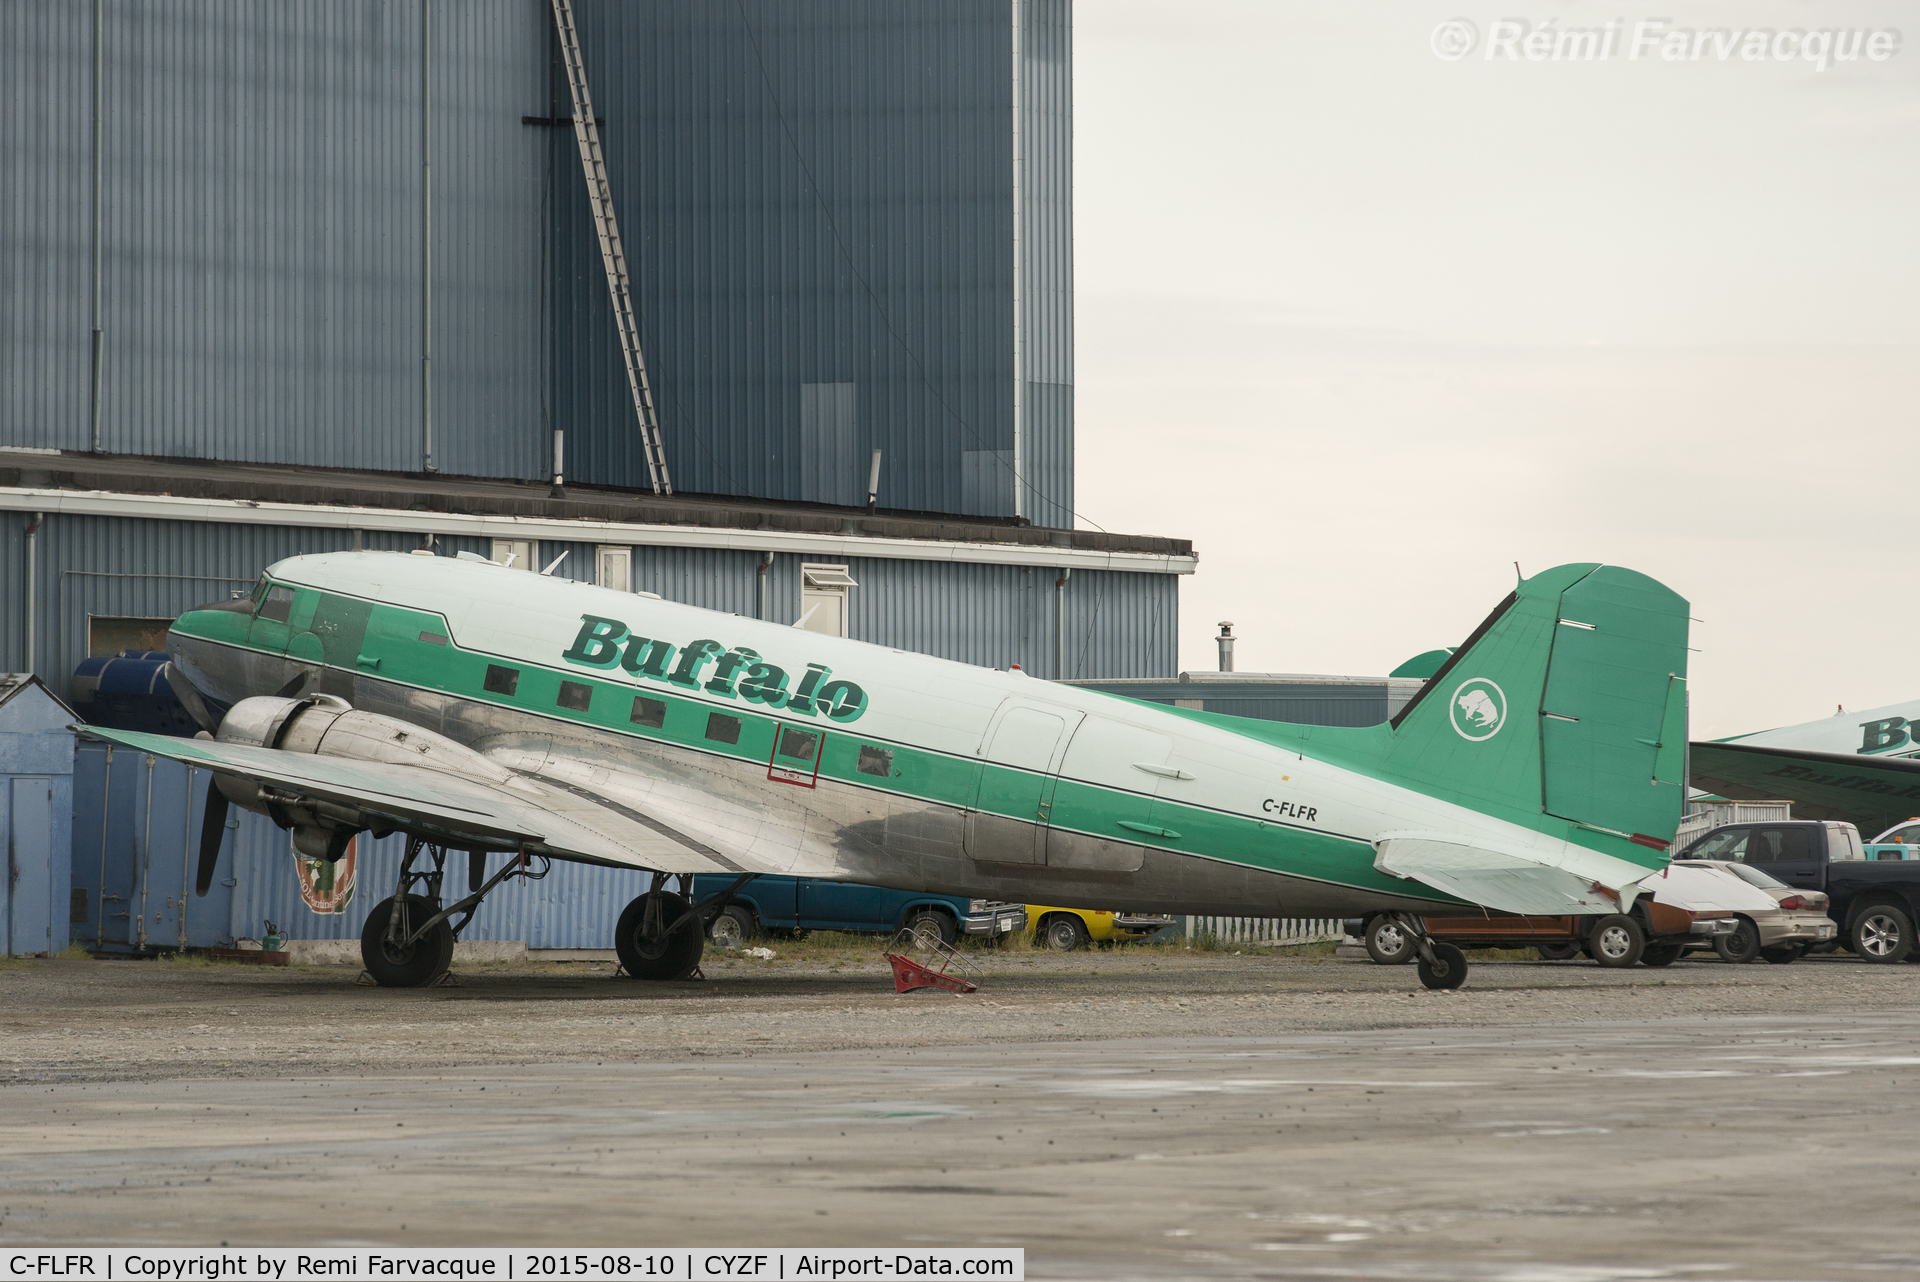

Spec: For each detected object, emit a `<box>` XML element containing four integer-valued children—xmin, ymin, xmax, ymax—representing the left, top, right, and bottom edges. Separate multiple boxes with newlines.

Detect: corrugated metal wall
<box><xmin>1</xmin><ymin>0</ymin><xmax>548</xmax><ymax>480</ymax></box>
<box><xmin>1021</xmin><ymin>0</ymin><xmax>1074</xmax><ymax>529</ymax></box>
<box><xmin>5</xmin><ymin>1</ymin><xmax>1073</xmax><ymax>521</ymax></box>
<box><xmin>554</xmin><ymin>0</ymin><xmax>1073</xmax><ymax>520</ymax></box>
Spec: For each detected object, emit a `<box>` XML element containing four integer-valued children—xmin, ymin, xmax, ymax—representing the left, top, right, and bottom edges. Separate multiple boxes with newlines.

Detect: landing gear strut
<box><xmin>1382</xmin><ymin>911</ymin><xmax>1469</xmax><ymax>990</ymax></box>
<box><xmin>359</xmin><ymin>838</ymin><xmax>546</xmax><ymax>988</ymax></box>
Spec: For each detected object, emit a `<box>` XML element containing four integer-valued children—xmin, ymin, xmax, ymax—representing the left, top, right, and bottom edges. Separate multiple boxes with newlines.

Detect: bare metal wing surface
<box><xmin>75</xmin><ymin>724</ymin><xmax>747</xmax><ymax>875</ymax></box>
<box><xmin>1688</xmin><ymin>740</ymin><xmax>1920</xmax><ymax>834</ymax></box>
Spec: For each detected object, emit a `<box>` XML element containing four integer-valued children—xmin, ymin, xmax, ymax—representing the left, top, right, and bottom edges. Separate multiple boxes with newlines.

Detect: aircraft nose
<box><xmin>166</xmin><ymin>592</ymin><xmax>258</xmax><ymax>722</ymax></box>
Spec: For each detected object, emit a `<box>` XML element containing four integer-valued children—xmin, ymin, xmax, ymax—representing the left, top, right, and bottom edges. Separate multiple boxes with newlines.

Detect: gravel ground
<box><xmin>1</xmin><ymin>946</ymin><xmax>1913</xmax><ymax>1084</ymax></box>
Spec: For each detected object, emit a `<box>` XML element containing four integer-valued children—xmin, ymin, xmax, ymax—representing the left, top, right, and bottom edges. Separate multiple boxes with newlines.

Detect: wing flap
<box><xmin>74</xmin><ymin>725</ymin><xmax>751</xmax><ymax>875</ymax></box>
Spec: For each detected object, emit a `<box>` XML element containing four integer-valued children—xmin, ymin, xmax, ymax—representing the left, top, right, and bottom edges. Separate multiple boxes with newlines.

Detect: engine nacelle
<box><xmin>213</xmin><ymin>695</ymin><xmax>512</xmax><ymax>858</ymax></box>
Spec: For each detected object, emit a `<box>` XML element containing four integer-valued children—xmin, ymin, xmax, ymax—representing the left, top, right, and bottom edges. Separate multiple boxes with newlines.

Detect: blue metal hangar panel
<box><xmin>553</xmin><ymin>0</ymin><xmax>1074</xmax><ymax>524</ymax></box>
<box><xmin>4</xmin><ymin>0</ymin><xmax>1072</xmax><ymax>524</ymax></box>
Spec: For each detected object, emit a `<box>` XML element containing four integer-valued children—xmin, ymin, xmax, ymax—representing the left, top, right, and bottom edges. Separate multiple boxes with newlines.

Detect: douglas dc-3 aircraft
<box><xmin>78</xmin><ymin>553</ymin><xmax>1690</xmax><ymax>991</ymax></box>
<box><xmin>1691</xmin><ymin>697</ymin><xmax>1920</xmax><ymax>836</ymax></box>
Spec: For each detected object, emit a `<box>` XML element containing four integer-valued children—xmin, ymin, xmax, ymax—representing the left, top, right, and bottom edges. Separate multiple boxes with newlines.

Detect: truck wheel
<box><xmin>1535</xmin><ymin>943</ymin><xmax>1581</xmax><ymax>961</ymax></box>
<box><xmin>1714</xmin><ymin>919</ymin><xmax>1761</xmax><ymax>965</ymax></box>
<box><xmin>1587</xmin><ymin>915</ymin><xmax>1645</xmax><ymax>968</ymax></box>
<box><xmin>1041</xmin><ymin>915</ymin><xmax>1088</xmax><ymax>951</ymax></box>
<box><xmin>707</xmin><ymin>905</ymin><xmax>758</xmax><ymax>949</ymax></box>
<box><xmin>1760</xmin><ymin>945</ymin><xmax>1803</xmax><ymax>965</ymax></box>
<box><xmin>1365</xmin><ymin>916</ymin><xmax>1417</xmax><ymax>965</ymax></box>
<box><xmin>905</xmin><ymin>909</ymin><xmax>957</xmax><ymax>947</ymax></box>
<box><xmin>1416</xmin><ymin>942</ymin><xmax>1468</xmax><ymax>990</ymax></box>
<box><xmin>1851</xmin><ymin>906</ymin><xmax>1914</xmax><ymax>963</ymax></box>
<box><xmin>1639</xmin><ymin>943</ymin><xmax>1684</xmax><ymax>967</ymax></box>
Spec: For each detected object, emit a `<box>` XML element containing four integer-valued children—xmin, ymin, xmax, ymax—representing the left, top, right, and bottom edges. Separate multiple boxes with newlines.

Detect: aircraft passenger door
<box><xmin>963</xmin><ymin>700</ymin><xmax>1082</xmax><ymax>864</ymax></box>
<box><xmin>1044</xmin><ymin>717</ymin><xmax>1171</xmax><ymax>872</ymax></box>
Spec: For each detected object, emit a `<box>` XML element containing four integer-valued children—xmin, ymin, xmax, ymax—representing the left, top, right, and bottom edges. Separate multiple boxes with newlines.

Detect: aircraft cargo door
<box><xmin>964</xmin><ymin>700</ymin><xmax>1082</xmax><ymax>865</ymax></box>
<box><xmin>1045</xmin><ymin>718</ymin><xmax>1171</xmax><ymax>872</ymax></box>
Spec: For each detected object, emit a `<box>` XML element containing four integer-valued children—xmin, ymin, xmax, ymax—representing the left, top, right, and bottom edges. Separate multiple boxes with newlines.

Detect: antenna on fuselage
<box><xmin>540</xmin><ymin>551</ymin><xmax>569</xmax><ymax>576</ymax></box>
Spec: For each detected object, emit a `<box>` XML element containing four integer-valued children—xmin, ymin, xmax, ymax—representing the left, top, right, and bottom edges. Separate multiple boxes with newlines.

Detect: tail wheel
<box><xmin>1586</xmin><ymin>914</ymin><xmax>1645</xmax><ymax>968</ymax></box>
<box><xmin>1416</xmin><ymin>942</ymin><xmax>1468</xmax><ymax>990</ymax></box>
<box><xmin>359</xmin><ymin>894</ymin><xmax>454</xmax><ymax>988</ymax></box>
<box><xmin>1365</xmin><ymin>916</ymin><xmax>1417</xmax><ymax>965</ymax></box>
<box><xmin>1535</xmin><ymin>943</ymin><xmax>1581</xmax><ymax>961</ymax></box>
<box><xmin>616</xmin><ymin>891</ymin><xmax>705</xmax><ymax>980</ymax></box>
<box><xmin>1760</xmin><ymin>945</ymin><xmax>1804</xmax><ymax>965</ymax></box>
<box><xmin>1852</xmin><ymin>906</ymin><xmax>1915</xmax><ymax>963</ymax></box>
<box><xmin>1041</xmin><ymin>915</ymin><xmax>1089</xmax><ymax>951</ymax></box>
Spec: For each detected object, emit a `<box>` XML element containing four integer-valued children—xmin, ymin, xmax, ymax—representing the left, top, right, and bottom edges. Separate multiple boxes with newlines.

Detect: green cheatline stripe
<box><xmin>173</xmin><ymin>585</ymin><xmax>1454</xmax><ymax>904</ymax></box>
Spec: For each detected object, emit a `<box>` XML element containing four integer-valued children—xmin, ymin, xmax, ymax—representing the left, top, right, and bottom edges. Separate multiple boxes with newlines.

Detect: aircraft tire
<box><xmin>1365</xmin><ymin>916</ymin><xmax>1417</xmax><ymax>965</ymax></box>
<box><xmin>1416</xmin><ymin>942</ymin><xmax>1468</xmax><ymax>990</ymax></box>
<box><xmin>360</xmin><ymin>895</ymin><xmax>455</xmax><ymax>988</ymax></box>
<box><xmin>1586</xmin><ymin>914</ymin><xmax>1645</xmax><ymax>968</ymax></box>
<box><xmin>616</xmin><ymin>891</ymin><xmax>706</xmax><ymax>980</ymax></box>
<box><xmin>1639</xmin><ymin>943</ymin><xmax>1684</xmax><ymax>967</ymax></box>
<box><xmin>1760</xmin><ymin>945</ymin><xmax>1803</xmax><ymax>965</ymax></box>
<box><xmin>1534</xmin><ymin>943</ymin><xmax>1581</xmax><ymax>961</ymax></box>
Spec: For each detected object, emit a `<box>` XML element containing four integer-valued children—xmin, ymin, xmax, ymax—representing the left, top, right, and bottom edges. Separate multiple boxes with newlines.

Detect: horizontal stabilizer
<box><xmin>1374</xmin><ymin>833</ymin><xmax>1644</xmax><ymax>916</ymax></box>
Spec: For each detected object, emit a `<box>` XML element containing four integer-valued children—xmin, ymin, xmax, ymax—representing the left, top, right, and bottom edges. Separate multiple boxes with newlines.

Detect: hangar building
<box><xmin>1</xmin><ymin>1</ymin><xmax>1193</xmax><ymax>951</ymax></box>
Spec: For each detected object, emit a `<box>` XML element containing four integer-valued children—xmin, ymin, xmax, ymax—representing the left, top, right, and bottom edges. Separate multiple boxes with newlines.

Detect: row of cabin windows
<box><xmin>477</xmin><ymin>660</ymin><xmax>892</xmax><ymax>776</ymax></box>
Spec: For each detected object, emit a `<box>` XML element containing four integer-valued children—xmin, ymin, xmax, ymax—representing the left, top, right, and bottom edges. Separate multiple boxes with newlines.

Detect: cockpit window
<box><xmin>256</xmin><ymin>583</ymin><xmax>295</xmax><ymax>624</ymax></box>
<box><xmin>250</xmin><ymin>576</ymin><xmax>270</xmax><ymax>606</ymax></box>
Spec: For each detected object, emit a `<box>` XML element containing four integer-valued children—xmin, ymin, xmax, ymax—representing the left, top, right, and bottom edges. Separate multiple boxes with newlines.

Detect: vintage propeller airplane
<box><xmin>77</xmin><ymin>552</ymin><xmax>1690</xmax><ymax>990</ymax></box>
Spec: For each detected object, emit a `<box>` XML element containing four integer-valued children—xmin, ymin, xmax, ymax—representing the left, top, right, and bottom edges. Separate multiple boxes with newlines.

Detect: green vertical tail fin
<box><xmin>1375</xmin><ymin>564</ymin><xmax>1690</xmax><ymax>854</ymax></box>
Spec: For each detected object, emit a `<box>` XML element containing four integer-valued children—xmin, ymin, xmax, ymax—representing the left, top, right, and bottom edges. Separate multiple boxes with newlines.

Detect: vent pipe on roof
<box><xmin>1216</xmin><ymin>621</ymin><xmax>1235</xmax><ymax>673</ymax></box>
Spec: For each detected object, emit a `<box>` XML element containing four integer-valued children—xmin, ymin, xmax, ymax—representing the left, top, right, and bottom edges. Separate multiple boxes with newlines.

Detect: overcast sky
<box><xmin>1070</xmin><ymin>1</ymin><xmax>1918</xmax><ymax>739</ymax></box>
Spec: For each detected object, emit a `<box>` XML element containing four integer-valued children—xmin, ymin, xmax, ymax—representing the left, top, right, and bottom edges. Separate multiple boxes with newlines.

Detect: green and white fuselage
<box><xmin>99</xmin><ymin>552</ymin><xmax>1691</xmax><ymax>922</ymax></box>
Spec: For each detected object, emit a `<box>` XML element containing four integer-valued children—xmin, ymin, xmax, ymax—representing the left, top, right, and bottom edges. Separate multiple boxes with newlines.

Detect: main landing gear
<box><xmin>359</xmin><ymin>837</ymin><xmax>548</xmax><ymax>988</ymax></box>
<box><xmin>1378</xmin><ymin>911</ymin><xmax>1470</xmax><ymax>990</ymax></box>
<box><xmin>612</xmin><ymin>871</ymin><xmax>760</xmax><ymax>981</ymax></box>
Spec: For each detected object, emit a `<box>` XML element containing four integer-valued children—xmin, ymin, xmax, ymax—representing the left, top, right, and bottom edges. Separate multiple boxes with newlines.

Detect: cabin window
<box><xmin>484</xmin><ymin>664</ymin><xmax>519</xmax><ymax>696</ymax></box>
<box><xmin>857</xmin><ymin>745</ymin><xmax>894</xmax><ymax>778</ymax></box>
<box><xmin>631</xmin><ymin>696</ymin><xmax>667</xmax><ymax>728</ymax></box>
<box><xmin>705</xmin><ymin>712</ymin><xmax>742</xmax><ymax>745</ymax></box>
<box><xmin>418</xmin><ymin>631</ymin><xmax>448</xmax><ymax>646</ymax></box>
<box><xmin>257</xmin><ymin>584</ymin><xmax>295</xmax><ymax>624</ymax></box>
<box><xmin>557</xmin><ymin>681</ymin><xmax>592</xmax><ymax>712</ymax></box>
<box><xmin>777</xmin><ymin>727</ymin><xmax>820</xmax><ymax>764</ymax></box>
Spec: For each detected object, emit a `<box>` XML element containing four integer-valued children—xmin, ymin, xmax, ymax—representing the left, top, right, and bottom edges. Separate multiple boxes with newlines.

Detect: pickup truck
<box><xmin>687</xmin><ymin>874</ymin><xmax>1027</xmax><ymax>948</ymax></box>
<box><xmin>1675</xmin><ymin>819</ymin><xmax>1920</xmax><ymax>962</ymax></box>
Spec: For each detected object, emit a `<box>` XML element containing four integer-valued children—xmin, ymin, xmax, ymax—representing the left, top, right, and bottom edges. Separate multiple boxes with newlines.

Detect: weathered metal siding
<box><xmin>554</xmin><ymin>0</ymin><xmax>1071</xmax><ymax>520</ymax></box>
<box><xmin>1</xmin><ymin>0</ymin><xmax>546</xmax><ymax>481</ymax></box>
<box><xmin>1021</xmin><ymin>0</ymin><xmax>1074</xmax><ymax>529</ymax></box>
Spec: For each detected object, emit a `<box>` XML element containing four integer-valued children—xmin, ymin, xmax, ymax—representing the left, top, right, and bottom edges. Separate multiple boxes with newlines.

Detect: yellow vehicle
<box><xmin>1027</xmin><ymin>906</ymin><xmax>1174</xmax><ymax>951</ymax></box>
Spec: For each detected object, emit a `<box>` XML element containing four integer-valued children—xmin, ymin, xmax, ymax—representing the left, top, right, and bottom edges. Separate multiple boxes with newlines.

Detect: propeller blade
<box><xmin>164</xmin><ymin>662</ymin><xmax>221</xmax><ymax>734</ymax></box>
<box><xmin>274</xmin><ymin>671</ymin><xmax>311</xmax><ymax>699</ymax></box>
<box><xmin>196</xmin><ymin>777</ymin><xmax>230</xmax><ymax>896</ymax></box>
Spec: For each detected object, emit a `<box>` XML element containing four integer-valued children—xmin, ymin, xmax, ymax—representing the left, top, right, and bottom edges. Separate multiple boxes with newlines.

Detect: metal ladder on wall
<box><xmin>547</xmin><ymin>0</ymin><xmax>673</xmax><ymax>495</ymax></box>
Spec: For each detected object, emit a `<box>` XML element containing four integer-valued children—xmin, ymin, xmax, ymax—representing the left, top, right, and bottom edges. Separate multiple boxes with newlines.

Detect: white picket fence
<box><xmin>1184</xmin><ymin>916</ymin><xmax>1344</xmax><ymax>946</ymax></box>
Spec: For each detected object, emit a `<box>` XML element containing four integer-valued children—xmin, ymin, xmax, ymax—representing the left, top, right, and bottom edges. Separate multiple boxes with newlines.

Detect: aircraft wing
<box><xmin>1374</xmin><ymin>833</ymin><xmax>1652</xmax><ymax>916</ymax></box>
<box><xmin>1689</xmin><ymin>740</ymin><xmax>1920</xmax><ymax>835</ymax></box>
<box><xmin>74</xmin><ymin>726</ymin><xmax>754</xmax><ymax>875</ymax></box>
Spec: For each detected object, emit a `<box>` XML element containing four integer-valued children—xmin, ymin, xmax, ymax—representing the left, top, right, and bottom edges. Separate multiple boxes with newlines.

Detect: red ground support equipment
<box><xmin>884</xmin><ymin>923</ymin><xmax>983</xmax><ymax>994</ymax></box>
